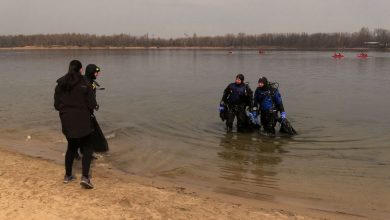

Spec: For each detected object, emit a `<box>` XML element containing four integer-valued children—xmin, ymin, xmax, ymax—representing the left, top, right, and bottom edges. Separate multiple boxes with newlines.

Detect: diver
<box><xmin>74</xmin><ymin>64</ymin><xmax>103</xmax><ymax>160</ymax></box>
<box><xmin>253</xmin><ymin>77</ymin><xmax>286</xmax><ymax>135</ymax></box>
<box><xmin>83</xmin><ymin>64</ymin><xmax>106</xmax><ymax>159</ymax></box>
<box><xmin>220</xmin><ymin>74</ymin><xmax>253</xmax><ymax>132</ymax></box>
<box><xmin>84</xmin><ymin>64</ymin><xmax>102</xmax><ymax>98</ymax></box>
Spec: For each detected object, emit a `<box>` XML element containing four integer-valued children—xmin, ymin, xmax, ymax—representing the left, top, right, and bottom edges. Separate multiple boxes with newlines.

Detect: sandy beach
<box><xmin>0</xmin><ymin>147</ymin><xmax>330</xmax><ymax>220</ymax></box>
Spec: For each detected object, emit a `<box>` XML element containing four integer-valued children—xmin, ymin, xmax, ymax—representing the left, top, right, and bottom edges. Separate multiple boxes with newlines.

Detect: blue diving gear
<box><xmin>246</xmin><ymin>111</ymin><xmax>260</xmax><ymax>126</ymax></box>
<box><xmin>280</xmin><ymin>112</ymin><xmax>286</xmax><ymax>120</ymax></box>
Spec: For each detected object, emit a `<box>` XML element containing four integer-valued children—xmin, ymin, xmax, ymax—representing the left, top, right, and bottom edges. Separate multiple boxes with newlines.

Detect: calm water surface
<box><xmin>0</xmin><ymin>50</ymin><xmax>389</xmax><ymax>218</ymax></box>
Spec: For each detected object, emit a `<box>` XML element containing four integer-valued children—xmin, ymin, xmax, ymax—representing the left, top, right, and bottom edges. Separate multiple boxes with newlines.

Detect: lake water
<box><xmin>0</xmin><ymin>50</ymin><xmax>389</xmax><ymax>219</ymax></box>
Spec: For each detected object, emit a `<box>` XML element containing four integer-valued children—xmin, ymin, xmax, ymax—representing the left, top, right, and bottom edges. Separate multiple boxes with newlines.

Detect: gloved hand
<box><xmin>219</xmin><ymin>102</ymin><xmax>226</xmax><ymax>121</ymax></box>
<box><xmin>219</xmin><ymin>104</ymin><xmax>225</xmax><ymax>113</ymax></box>
<box><xmin>250</xmin><ymin>106</ymin><xmax>258</xmax><ymax>117</ymax></box>
<box><xmin>280</xmin><ymin>112</ymin><xmax>286</xmax><ymax>120</ymax></box>
<box><xmin>251</xmin><ymin>111</ymin><xmax>257</xmax><ymax>117</ymax></box>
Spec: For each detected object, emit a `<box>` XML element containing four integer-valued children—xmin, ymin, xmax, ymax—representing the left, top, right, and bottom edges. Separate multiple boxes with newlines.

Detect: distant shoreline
<box><xmin>0</xmin><ymin>45</ymin><xmax>387</xmax><ymax>51</ymax></box>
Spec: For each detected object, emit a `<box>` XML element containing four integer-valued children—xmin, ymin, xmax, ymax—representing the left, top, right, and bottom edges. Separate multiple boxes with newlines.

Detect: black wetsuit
<box><xmin>221</xmin><ymin>82</ymin><xmax>253</xmax><ymax>131</ymax></box>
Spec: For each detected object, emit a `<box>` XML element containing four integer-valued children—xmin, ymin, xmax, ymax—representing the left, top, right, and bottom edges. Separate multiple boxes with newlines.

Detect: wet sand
<box><xmin>0</xmin><ymin>147</ymin><xmax>337</xmax><ymax>220</ymax></box>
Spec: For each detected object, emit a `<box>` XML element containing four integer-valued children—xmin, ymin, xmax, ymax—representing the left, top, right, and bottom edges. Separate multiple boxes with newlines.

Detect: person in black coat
<box><xmin>70</xmin><ymin>64</ymin><xmax>101</xmax><ymax>160</ymax></box>
<box><xmin>54</xmin><ymin>60</ymin><xmax>97</xmax><ymax>189</ymax></box>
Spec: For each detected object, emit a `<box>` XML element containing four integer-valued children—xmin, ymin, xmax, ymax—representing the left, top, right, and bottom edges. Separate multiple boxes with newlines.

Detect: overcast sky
<box><xmin>1</xmin><ymin>0</ymin><xmax>389</xmax><ymax>38</ymax></box>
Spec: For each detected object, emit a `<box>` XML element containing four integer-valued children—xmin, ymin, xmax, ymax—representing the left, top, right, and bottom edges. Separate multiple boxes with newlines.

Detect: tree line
<box><xmin>0</xmin><ymin>28</ymin><xmax>389</xmax><ymax>49</ymax></box>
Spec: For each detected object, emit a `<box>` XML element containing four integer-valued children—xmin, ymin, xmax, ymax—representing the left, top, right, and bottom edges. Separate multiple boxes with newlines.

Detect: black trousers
<box><xmin>226</xmin><ymin>105</ymin><xmax>248</xmax><ymax>131</ymax></box>
<box><xmin>65</xmin><ymin>135</ymin><xmax>93</xmax><ymax>178</ymax></box>
<box><xmin>261</xmin><ymin>110</ymin><xmax>277</xmax><ymax>134</ymax></box>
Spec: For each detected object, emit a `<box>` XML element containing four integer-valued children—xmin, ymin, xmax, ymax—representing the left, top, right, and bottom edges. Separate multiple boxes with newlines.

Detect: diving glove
<box><xmin>251</xmin><ymin>107</ymin><xmax>258</xmax><ymax>117</ymax></box>
<box><xmin>219</xmin><ymin>104</ymin><xmax>225</xmax><ymax>113</ymax></box>
<box><xmin>219</xmin><ymin>102</ymin><xmax>226</xmax><ymax>121</ymax></box>
<box><xmin>280</xmin><ymin>112</ymin><xmax>286</xmax><ymax>120</ymax></box>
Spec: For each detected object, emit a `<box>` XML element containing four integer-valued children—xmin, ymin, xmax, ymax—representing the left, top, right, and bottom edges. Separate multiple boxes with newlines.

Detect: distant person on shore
<box><xmin>220</xmin><ymin>74</ymin><xmax>253</xmax><ymax>132</ymax></box>
<box><xmin>54</xmin><ymin>60</ymin><xmax>97</xmax><ymax>189</ymax></box>
<box><xmin>253</xmin><ymin>77</ymin><xmax>286</xmax><ymax>135</ymax></box>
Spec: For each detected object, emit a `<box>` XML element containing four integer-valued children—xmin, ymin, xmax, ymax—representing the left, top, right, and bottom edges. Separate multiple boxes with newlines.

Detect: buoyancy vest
<box><xmin>227</xmin><ymin>83</ymin><xmax>250</xmax><ymax>105</ymax></box>
<box><xmin>254</xmin><ymin>87</ymin><xmax>283</xmax><ymax>111</ymax></box>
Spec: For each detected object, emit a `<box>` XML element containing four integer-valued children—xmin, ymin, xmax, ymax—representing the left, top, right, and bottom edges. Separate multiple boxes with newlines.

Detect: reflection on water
<box><xmin>218</xmin><ymin>132</ymin><xmax>286</xmax><ymax>188</ymax></box>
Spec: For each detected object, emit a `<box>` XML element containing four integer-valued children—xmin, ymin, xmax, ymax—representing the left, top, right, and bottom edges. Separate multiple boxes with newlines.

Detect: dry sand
<box><xmin>0</xmin><ymin>147</ymin><xmax>328</xmax><ymax>220</ymax></box>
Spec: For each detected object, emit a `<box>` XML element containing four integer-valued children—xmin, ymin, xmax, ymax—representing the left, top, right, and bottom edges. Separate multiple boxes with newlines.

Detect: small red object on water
<box><xmin>332</xmin><ymin>53</ymin><xmax>344</xmax><ymax>58</ymax></box>
<box><xmin>357</xmin><ymin>53</ymin><xmax>368</xmax><ymax>58</ymax></box>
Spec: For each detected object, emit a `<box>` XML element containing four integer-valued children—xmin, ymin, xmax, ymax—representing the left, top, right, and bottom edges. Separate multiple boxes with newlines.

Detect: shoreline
<box><xmin>0</xmin><ymin>47</ymin><xmax>388</xmax><ymax>219</ymax></box>
<box><xmin>0</xmin><ymin>45</ymin><xmax>387</xmax><ymax>51</ymax></box>
<box><xmin>0</xmin><ymin>145</ymin><xmax>355</xmax><ymax>220</ymax></box>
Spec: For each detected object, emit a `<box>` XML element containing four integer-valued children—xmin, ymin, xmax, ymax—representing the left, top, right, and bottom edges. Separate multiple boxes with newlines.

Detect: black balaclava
<box><xmin>236</xmin><ymin>74</ymin><xmax>244</xmax><ymax>84</ymax></box>
<box><xmin>85</xmin><ymin>64</ymin><xmax>100</xmax><ymax>80</ymax></box>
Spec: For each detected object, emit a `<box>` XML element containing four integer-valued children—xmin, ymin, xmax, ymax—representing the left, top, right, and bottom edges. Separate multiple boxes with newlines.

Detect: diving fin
<box><xmin>90</xmin><ymin>115</ymin><xmax>109</xmax><ymax>152</ymax></box>
<box><xmin>279</xmin><ymin>118</ymin><xmax>297</xmax><ymax>135</ymax></box>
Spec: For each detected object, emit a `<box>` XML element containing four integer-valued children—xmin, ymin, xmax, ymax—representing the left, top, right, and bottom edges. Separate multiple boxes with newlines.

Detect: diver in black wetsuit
<box><xmin>73</xmin><ymin>64</ymin><xmax>102</xmax><ymax>160</ymax></box>
<box><xmin>220</xmin><ymin>74</ymin><xmax>253</xmax><ymax>132</ymax></box>
<box><xmin>84</xmin><ymin>64</ymin><xmax>102</xmax><ymax>98</ymax></box>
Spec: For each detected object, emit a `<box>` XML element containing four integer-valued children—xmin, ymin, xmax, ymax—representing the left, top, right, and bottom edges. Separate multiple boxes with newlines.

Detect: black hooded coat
<box><xmin>54</xmin><ymin>72</ymin><xmax>97</xmax><ymax>138</ymax></box>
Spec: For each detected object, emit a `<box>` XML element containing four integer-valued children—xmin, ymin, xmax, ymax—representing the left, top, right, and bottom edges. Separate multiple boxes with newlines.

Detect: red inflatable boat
<box><xmin>332</xmin><ymin>53</ymin><xmax>344</xmax><ymax>58</ymax></box>
<box><xmin>357</xmin><ymin>53</ymin><xmax>368</xmax><ymax>58</ymax></box>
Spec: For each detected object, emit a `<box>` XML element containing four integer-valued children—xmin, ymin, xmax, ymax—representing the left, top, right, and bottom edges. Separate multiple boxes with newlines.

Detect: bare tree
<box><xmin>0</xmin><ymin>28</ymin><xmax>388</xmax><ymax>49</ymax></box>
